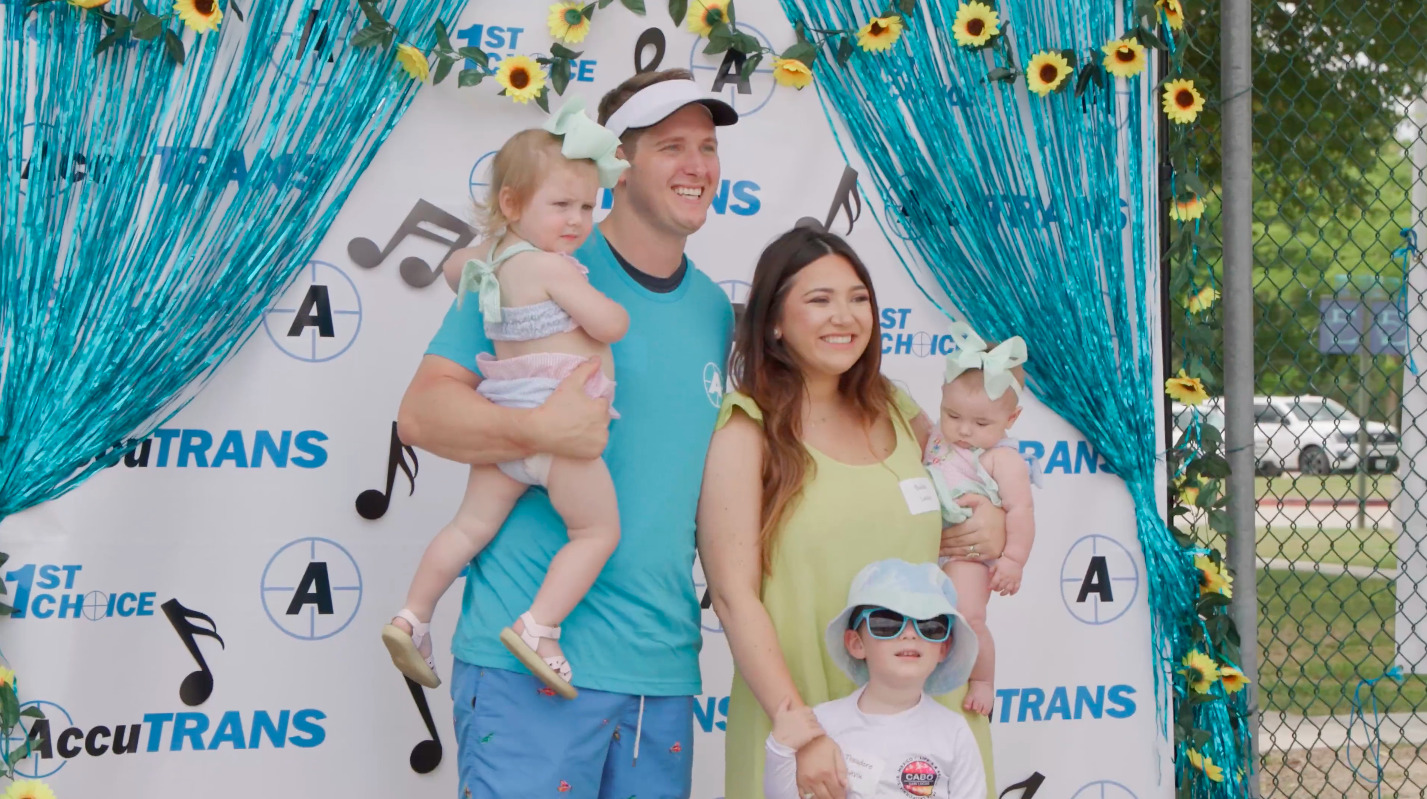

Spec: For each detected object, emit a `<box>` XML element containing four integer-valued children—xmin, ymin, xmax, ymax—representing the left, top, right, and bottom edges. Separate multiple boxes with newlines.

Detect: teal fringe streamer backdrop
<box><xmin>0</xmin><ymin>0</ymin><xmax>465</xmax><ymax>519</ymax></box>
<box><xmin>778</xmin><ymin>0</ymin><xmax>1249</xmax><ymax>793</ymax></box>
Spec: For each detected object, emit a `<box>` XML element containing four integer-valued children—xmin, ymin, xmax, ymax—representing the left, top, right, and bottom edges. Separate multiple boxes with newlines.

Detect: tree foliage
<box><xmin>1181</xmin><ymin>0</ymin><xmax>1427</xmax><ymax>222</ymax></box>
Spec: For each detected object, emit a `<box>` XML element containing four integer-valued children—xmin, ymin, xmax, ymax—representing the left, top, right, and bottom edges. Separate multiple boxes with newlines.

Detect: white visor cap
<box><xmin>603</xmin><ymin>79</ymin><xmax>739</xmax><ymax>139</ymax></box>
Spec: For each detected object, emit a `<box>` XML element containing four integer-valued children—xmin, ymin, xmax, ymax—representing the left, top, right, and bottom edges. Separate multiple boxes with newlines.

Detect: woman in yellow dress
<box><xmin>698</xmin><ymin>227</ymin><xmax>1007</xmax><ymax>799</ymax></box>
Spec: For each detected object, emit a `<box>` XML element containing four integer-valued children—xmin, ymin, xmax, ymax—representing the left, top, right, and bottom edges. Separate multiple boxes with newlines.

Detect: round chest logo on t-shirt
<box><xmin>898</xmin><ymin>757</ymin><xmax>941</xmax><ymax>797</ymax></box>
<box><xmin>702</xmin><ymin>362</ymin><xmax>724</xmax><ymax>407</ymax></box>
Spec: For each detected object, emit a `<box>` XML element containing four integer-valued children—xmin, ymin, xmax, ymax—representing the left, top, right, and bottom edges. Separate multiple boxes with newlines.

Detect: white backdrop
<box><xmin>0</xmin><ymin>3</ymin><xmax>1170</xmax><ymax>798</ymax></box>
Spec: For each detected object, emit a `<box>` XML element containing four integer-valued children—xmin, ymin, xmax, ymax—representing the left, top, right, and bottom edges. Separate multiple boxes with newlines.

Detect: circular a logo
<box><xmin>261</xmin><ymin>537</ymin><xmax>363</xmax><ymax>641</ymax></box>
<box><xmin>265</xmin><ymin>10</ymin><xmax>357</xmax><ymax>90</ymax></box>
<box><xmin>898</xmin><ymin>757</ymin><xmax>940</xmax><ymax>797</ymax></box>
<box><xmin>910</xmin><ymin>331</ymin><xmax>938</xmax><ymax>357</ymax></box>
<box><xmin>688</xmin><ymin>23</ymin><xmax>777</xmax><ymax>118</ymax></box>
<box><xmin>468</xmin><ymin>150</ymin><xmax>497</xmax><ymax>204</ymax></box>
<box><xmin>262</xmin><ymin>260</ymin><xmax>363</xmax><ymax>362</ymax></box>
<box><xmin>886</xmin><ymin>173</ymin><xmax>928</xmax><ymax>242</ymax></box>
<box><xmin>703</xmin><ymin>362</ymin><xmax>725</xmax><ymax>408</ymax></box>
<box><xmin>82</xmin><ymin>590</ymin><xmax>109</xmax><ymax>621</ymax></box>
<box><xmin>1060</xmin><ymin>534</ymin><xmax>1141</xmax><ymax>625</ymax></box>
<box><xmin>717</xmin><ymin>279</ymin><xmax>751</xmax><ymax>308</ymax></box>
<box><xmin>692</xmin><ymin>580</ymin><xmax>723</xmax><ymax>634</ymax></box>
<box><xmin>717</xmin><ymin>278</ymin><xmax>752</xmax><ymax>327</ymax></box>
<box><xmin>1071</xmin><ymin>780</ymin><xmax>1139</xmax><ymax>799</ymax></box>
<box><xmin>6</xmin><ymin>700</ymin><xmax>73</xmax><ymax>779</ymax></box>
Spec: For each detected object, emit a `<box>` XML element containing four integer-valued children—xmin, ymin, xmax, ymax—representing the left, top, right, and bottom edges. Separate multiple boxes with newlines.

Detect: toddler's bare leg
<box><xmin>944</xmin><ymin>560</ymin><xmax>995</xmax><ymax>716</ymax></box>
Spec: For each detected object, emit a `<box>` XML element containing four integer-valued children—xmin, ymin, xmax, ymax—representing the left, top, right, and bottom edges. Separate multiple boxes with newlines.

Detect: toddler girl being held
<box><xmin>381</xmin><ymin>99</ymin><xmax>629</xmax><ymax>699</ymax></box>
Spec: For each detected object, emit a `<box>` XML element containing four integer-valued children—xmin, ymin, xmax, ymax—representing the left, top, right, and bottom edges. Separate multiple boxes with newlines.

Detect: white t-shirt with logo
<box><xmin>764</xmin><ymin>687</ymin><xmax>987</xmax><ymax>799</ymax></box>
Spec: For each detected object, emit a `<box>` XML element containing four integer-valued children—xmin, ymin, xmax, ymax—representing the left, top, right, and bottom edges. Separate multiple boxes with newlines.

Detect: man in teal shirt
<box><xmin>398</xmin><ymin>70</ymin><xmax>737</xmax><ymax>798</ymax></box>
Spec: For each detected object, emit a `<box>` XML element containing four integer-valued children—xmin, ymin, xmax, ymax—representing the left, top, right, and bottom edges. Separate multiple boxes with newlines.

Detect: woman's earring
<box><xmin>773</xmin><ymin>328</ymin><xmax>782</xmax><ymax>340</ymax></box>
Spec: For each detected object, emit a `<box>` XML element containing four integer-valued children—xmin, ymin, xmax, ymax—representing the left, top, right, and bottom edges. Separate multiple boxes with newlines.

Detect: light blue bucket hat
<box><xmin>824</xmin><ymin>559</ymin><xmax>979</xmax><ymax>696</ymax></box>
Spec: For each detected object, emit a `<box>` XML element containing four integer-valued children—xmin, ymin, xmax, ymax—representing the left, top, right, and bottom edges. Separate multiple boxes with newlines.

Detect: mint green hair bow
<box><xmin>944</xmin><ymin>321</ymin><xmax>1028</xmax><ymax>401</ymax></box>
<box><xmin>543</xmin><ymin>97</ymin><xmax>629</xmax><ymax>189</ymax></box>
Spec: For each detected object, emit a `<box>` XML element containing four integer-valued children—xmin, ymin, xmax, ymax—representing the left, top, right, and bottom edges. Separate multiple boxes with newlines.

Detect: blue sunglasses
<box><xmin>851</xmin><ymin>607</ymin><xmax>953</xmax><ymax>643</ymax></box>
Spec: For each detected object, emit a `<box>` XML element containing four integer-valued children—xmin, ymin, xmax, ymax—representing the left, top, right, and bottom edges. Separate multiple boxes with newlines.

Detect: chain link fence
<box><xmin>1175</xmin><ymin>1</ymin><xmax>1427</xmax><ymax>795</ymax></box>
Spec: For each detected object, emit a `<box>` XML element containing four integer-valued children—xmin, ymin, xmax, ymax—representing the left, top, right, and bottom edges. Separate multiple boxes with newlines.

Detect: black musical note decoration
<box><xmin>998</xmin><ymin>772</ymin><xmax>1046</xmax><ymax>799</ymax></box>
<box><xmin>356</xmin><ymin>422</ymin><xmax>419</xmax><ymax>520</ymax></box>
<box><xmin>348</xmin><ymin>199</ymin><xmax>476</xmax><ymax>289</ymax></box>
<box><xmin>405</xmin><ymin>676</ymin><xmax>443</xmax><ymax>774</ymax></box>
<box><xmin>161</xmin><ymin>599</ymin><xmax>225</xmax><ymax>707</ymax></box>
<box><xmin>795</xmin><ymin>165</ymin><xmax>863</xmax><ymax>236</ymax></box>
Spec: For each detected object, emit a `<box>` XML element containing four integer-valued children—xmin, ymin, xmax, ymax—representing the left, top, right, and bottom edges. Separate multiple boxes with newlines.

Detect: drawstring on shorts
<box><xmin>632</xmin><ymin>695</ymin><xmax>646</xmax><ymax>765</ymax></box>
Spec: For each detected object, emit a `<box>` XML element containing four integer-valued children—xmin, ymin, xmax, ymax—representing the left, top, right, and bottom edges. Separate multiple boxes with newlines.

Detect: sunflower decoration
<box><xmin>1025</xmin><ymin>51</ymin><xmax>1072</xmax><ymax>97</ymax></box>
<box><xmin>395</xmin><ymin>44</ymin><xmax>430</xmax><ymax>82</ymax></box>
<box><xmin>1157</xmin><ymin>0</ymin><xmax>1186</xmax><ymax>31</ymax></box>
<box><xmin>686</xmin><ymin>0</ymin><xmax>730</xmax><ymax>37</ymax></box>
<box><xmin>496</xmin><ymin>55</ymin><xmax>548</xmax><ymax>105</ymax></box>
<box><xmin>1187</xmin><ymin>284</ymin><xmax>1219</xmax><ymax>314</ymax></box>
<box><xmin>1101</xmin><ymin>38</ymin><xmax>1146</xmax><ymax>79</ymax></box>
<box><xmin>1163</xmin><ymin>79</ymin><xmax>1205</xmax><ymax>125</ymax></box>
<box><xmin>1170</xmin><ymin>193</ymin><xmax>1205</xmax><ymax>222</ymax></box>
<box><xmin>1194</xmin><ymin>555</ymin><xmax>1232</xmax><ymax>597</ymax></box>
<box><xmin>856</xmin><ymin>15</ymin><xmax>904</xmax><ymax>52</ymax></box>
<box><xmin>1182</xmin><ymin>649</ymin><xmax>1221</xmax><ymax>694</ymax></box>
<box><xmin>952</xmin><ymin>2</ymin><xmax>1000</xmax><ymax>48</ymax></box>
<box><xmin>772</xmin><ymin>58</ymin><xmax>813</xmax><ymax>89</ymax></box>
<box><xmin>1219</xmin><ymin>665</ymin><xmax>1250</xmax><ymax>694</ymax></box>
<box><xmin>2</xmin><ymin>781</ymin><xmax>57</xmax><ymax>799</ymax></box>
<box><xmin>1165</xmin><ymin>369</ymin><xmax>1208</xmax><ymax>406</ymax></box>
<box><xmin>1185</xmin><ymin>749</ymin><xmax>1225</xmax><ymax>782</ymax></box>
<box><xmin>547</xmin><ymin>1</ymin><xmax>591</xmax><ymax>44</ymax></box>
<box><xmin>0</xmin><ymin>665</ymin><xmax>13</xmax><ymax>689</ymax></box>
<box><xmin>173</xmin><ymin>0</ymin><xmax>222</xmax><ymax>33</ymax></box>
<box><xmin>1176</xmin><ymin>476</ymin><xmax>1200</xmax><ymax>507</ymax></box>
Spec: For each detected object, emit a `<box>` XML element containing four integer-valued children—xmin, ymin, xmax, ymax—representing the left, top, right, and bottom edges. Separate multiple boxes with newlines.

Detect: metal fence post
<box><xmin>1220</xmin><ymin>0</ymin><xmax>1259</xmax><ymax>784</ymax></box>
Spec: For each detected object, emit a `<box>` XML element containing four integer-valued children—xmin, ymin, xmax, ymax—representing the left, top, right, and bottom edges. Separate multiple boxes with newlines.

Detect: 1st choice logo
<box><xmin>3</xmin><ymin>564</ymin><xmax>155</xmax><ymax>621</ymax></box>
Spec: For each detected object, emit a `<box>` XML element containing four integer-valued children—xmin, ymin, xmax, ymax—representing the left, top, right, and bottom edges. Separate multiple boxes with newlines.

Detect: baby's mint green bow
<box><xmin>544</xmin><ymin>97</ymin><xmax>629</xmax><ymax>189</ymax></box>
<box><xmin>944</xmin><ymin>321</ymin><xmax>1028</xmax><ymax>400</ymax></box>
<box><xmin>457</xmin><ymin>258</ymin><xmax>503</xmax><ymax>321</ymax></box>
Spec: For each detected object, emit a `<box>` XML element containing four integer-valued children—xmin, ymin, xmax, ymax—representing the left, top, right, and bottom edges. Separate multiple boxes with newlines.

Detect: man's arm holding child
<box><xmin>398</xmin><ymin>249</ymin><xmax>610</xmax><ymax>464</ymax></box>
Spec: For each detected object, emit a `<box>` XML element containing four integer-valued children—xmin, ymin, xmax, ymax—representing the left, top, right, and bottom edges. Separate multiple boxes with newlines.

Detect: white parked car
<box><xmin>1171</xmin><ymin>402</ymin><xmax>1278</xmax><ymax>476</ymax></box>
<box><xmin>1256</xmin><ymin>395</ymin><xmax>1399</xmax><ymax>475</ymax></box>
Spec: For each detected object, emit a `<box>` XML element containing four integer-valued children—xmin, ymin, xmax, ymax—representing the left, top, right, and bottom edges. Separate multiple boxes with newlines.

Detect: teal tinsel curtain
<box><xmin>779</xmin><ymin>0</ymin><xmax>1248</xmax><ymax>795</ymax></box>
<box><xmin>0</xmin><ymin>0</ymin><xmax>464</xmax><ymax>519</ymax></box>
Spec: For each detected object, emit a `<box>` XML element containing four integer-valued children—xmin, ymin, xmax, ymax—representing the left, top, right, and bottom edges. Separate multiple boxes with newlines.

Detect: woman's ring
<box><xmin>968</xmin><ymin>544</ymin><xmax>978</xmax><ymax>558</ymax></box>
<box><xmin>802</xmin><ymin>793</ymin><xmax>816</xmax><ymax>799</ymax></box>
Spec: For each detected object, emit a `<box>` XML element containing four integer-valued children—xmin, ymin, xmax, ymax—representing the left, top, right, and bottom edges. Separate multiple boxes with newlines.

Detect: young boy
<box><xmin>763</xmin><ymin>559</ymin><xmax>988</xmax><ymax>799</ymax></box>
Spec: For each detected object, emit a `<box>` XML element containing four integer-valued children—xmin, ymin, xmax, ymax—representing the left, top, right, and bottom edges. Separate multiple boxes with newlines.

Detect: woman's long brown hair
<box><xmin>728</xmin><ymin>227</ymin><xmax>894</xmax><ymax>575</ymax></box>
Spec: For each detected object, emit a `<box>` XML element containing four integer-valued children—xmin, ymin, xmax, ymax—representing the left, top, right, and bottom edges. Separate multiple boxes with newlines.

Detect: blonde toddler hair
<box><xmin>475</xmin><ymin>128</ymin><xmax>570</xmax><ymax>239</ymax></box>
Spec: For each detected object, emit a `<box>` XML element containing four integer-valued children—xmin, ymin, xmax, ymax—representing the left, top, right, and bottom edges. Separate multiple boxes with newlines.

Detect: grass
<box><xmin>1257</xmin><ymin>526</ymin><xmax>1397</xmax><ymax>570</ymax></box>
<box><xmin>1257</xmin><ymin>473</ymin><xmax>1397</xmax><ymax>502</ymax></box>
<box><xmin>1262</xmin><ymin>744</ymin><xmax>1427</xmax><ymax>797</ymax></box>
<box><xmin>1259</xmin><ymin>569</ymin><xmax>1426</xmax><ymax>716</ymax></box>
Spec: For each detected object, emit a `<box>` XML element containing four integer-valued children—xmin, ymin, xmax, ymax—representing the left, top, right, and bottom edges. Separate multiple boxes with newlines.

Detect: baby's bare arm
<box><xmin>985</xmin><ymin>448</ymin><xmax>1035</xmax><ymax>565</ymax></box>
<box><xmin>538</xmin><ymin>256</ymin><xmax>630</xmax><ymax>344</ymax></box>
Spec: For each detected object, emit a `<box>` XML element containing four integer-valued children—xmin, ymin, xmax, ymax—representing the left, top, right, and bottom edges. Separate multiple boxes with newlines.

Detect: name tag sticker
<box><xmin>900</xmin><ymin>477</ymin><xmax>940</xmax><ymax>516</ymax></box>
<box><xmin>843</xmin><ymin>751</ymin><xmax>886</xmax><ymax>797</ymax></box>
